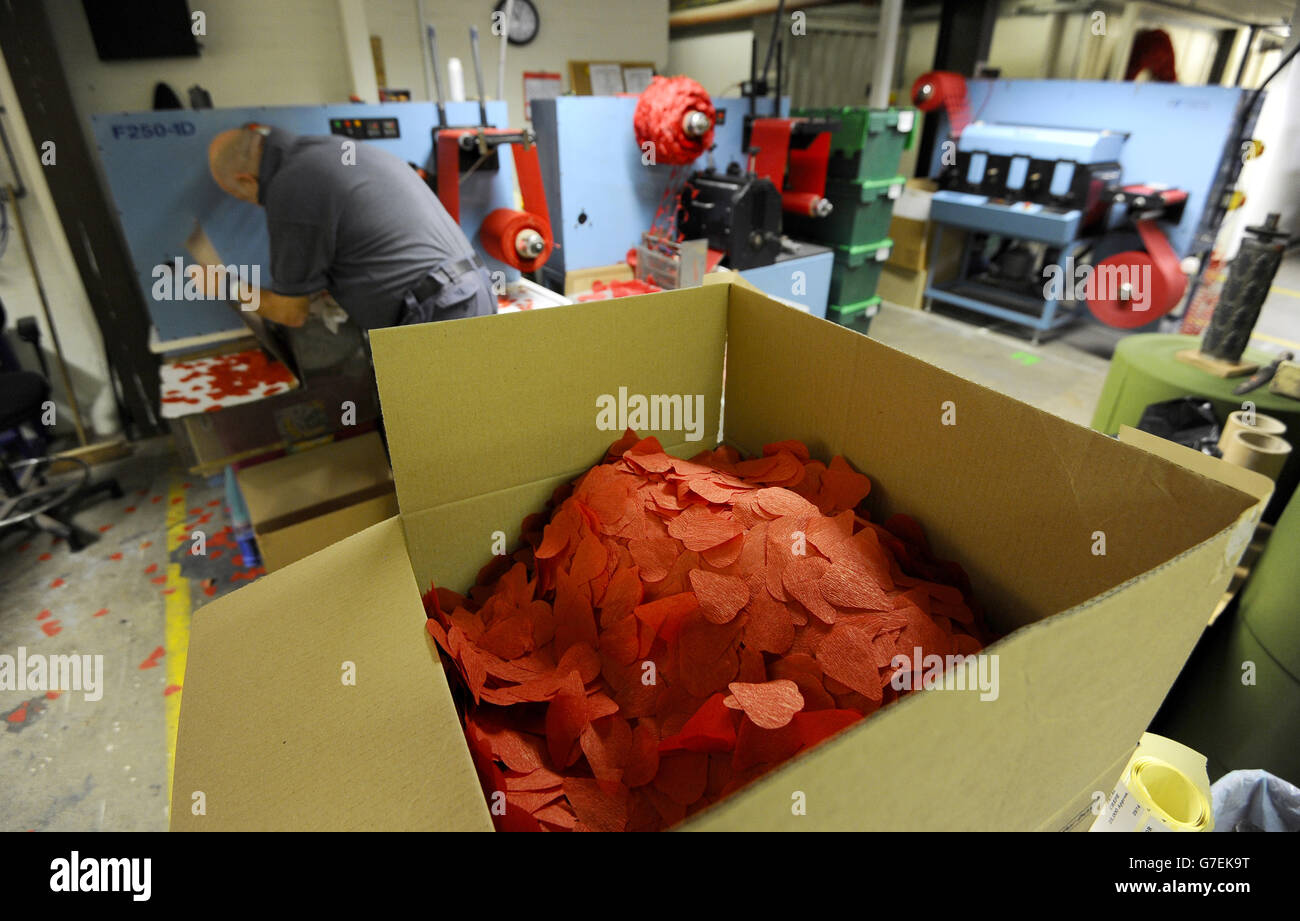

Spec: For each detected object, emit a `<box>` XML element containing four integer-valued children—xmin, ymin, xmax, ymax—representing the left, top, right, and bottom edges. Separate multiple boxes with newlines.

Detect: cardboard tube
<box><xmin>1220</xmin><ymin>410</ymin><xmax>1287</xmax><ymax>449</ymax></box>
<box><xmin>1221</xmin><ymin>430</ymin><xmax>1292</xmax><ymax>481</ymax></box>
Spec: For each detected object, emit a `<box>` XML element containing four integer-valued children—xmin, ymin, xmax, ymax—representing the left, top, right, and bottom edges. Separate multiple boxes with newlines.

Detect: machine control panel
<box><xmin>328</xmin><ymin>117</ymin><xmax>400</xmax><ymax>140</ymax></box>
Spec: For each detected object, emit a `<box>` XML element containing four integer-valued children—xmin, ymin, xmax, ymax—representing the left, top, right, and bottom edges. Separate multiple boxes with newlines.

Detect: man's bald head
<box><xmin>208</xmin><ymin>127</ymin><xmax>264</xmax><ymax>203</ymax></box>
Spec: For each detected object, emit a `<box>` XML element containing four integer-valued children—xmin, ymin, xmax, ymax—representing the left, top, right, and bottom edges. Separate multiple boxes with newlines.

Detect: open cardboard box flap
<box><xmin>171</xmin><ymin>282</ymin><xmax>1260</xmax><ymax>831</ymax></box>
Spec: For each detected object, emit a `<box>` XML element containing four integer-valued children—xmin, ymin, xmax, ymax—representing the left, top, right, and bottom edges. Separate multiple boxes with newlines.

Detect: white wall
<box><xmin>46</xmin><ymin>0</ymin><xmax>355</xmax><ymax>111</ymax></box>
<box><xmin>366</xmin><ymin>0</ymin><xmax>670</xmax><ymax>122</ymax></box>
<box><xmin>667</xmin><ymin>29</ymin><xmax>754</xmax><ymax>98</ymax></box>
<box><xmin>0</xmin><ymin>44</ymin><xmax>111</xmax><ymax>433</ymax></box>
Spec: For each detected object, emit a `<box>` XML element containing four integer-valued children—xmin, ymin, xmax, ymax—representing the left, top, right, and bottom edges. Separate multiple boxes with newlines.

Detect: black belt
<box><xmin>407</xmin><ymin>255</ymin><xmax>487</xmax><ymax>304</ymax></box>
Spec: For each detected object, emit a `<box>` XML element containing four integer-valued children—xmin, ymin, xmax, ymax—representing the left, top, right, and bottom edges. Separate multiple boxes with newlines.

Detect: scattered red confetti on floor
<box><xmin>206</xmin><ymin>499</ymin><xmax>221</xmax><ymax>507</ymax></box>
<box><xmin>36</xmin><ymin>609</ymin><xmax>51</xmax><ymax>620</ymax></box>
<box><xmin>141</xmin><ymin>541</ymin><xmax>153</xmax><ymax>549</ymax></box>
<box><xmin>150</xmin><ymin>576</ymin><xmax>167</xmax><ymax>585</ymax></box>
<box><xmin>45</xmin><ymin>691</ymin><xmax>59</xmax><ymax>700</ymax></box>
<box><xmin>170</xmin><ymin>497</ymin><xmax>183</xmax><ymax>505</ymax></box>
<box><xmin>144</xmin><ymin>563</ymin><xmax>158</xmax><ymax>574</ymax></box>
<box><xmin>124</xmin><ymin>506</ymin><xmax>137</xmax><ymax>514</ymax></box>
<box><xmin>49</xmin><ymin>578</ymin><xmax>65</xmax><ymax>589</ymax></box>
<box><xmin>163</xmin><ymin>685</ymin><xmax>182</xmax><ymax>696</ymax></box>
<box><xmin>109</xmin><ymin>552</ymin><xmax>123</xmax><ymax>561</ymax></box>
<box><xmin>98</xmin><ymin>524</ymin><xmax>113</xmax><ymax>533</ymax></box>
<box><xmin>93</xmin><ymin>609</ymin><xmax>108</xmax><ymax>617</ymax></box>
<box><xmin>151</xmin><ymin>496</ymin><xmax>162</xmax><ymax>504</ymax></box>
<box><xmin>162</xmin><ymin>587</ymin><xmax>176</xmax><ymax>595</ymax></box>
<box><xmin>7</xmin><ymin>702</ymin><xmax>28</xmax><ymax>724</ymax></box>
<box><xmin>18</xmin><ymin>542</ymin><xmax>30</xmax><ymax>552</ymax></box>
<box><xmin>136</xmin><ymin>488</ymin><xmax>148</xmax><ymax>497</ymax></box>
<box><xmin>41</xmin><ymin>621</ymin><xmax>61</xmax><ymax>637</ymax></box>
<box><xmin>423</xmin><ymin>431</ymin><xmax>989</xmax><ymax>831</ymax></box>
<box><xmin>201</xmin><ymin>578</ymin><xmax>217</xmax><ymax>596</ymax></box>
<box><xmin>138</xmin><ymin>647</ymin><xmax>165</xmax><ymax>669</ymax></box>
<box><xmin>182</xmin><ymin>482</ymin><xmax>192</xmax><ymax>489</ymax></box>
<box><xmin>38</xmin><ymin>553</ymin><xmax>51</xmax><ymax>562</ymax></box>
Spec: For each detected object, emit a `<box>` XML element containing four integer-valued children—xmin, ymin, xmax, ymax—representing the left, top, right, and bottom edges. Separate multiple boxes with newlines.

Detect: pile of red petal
<box><xmin>423</xmin><ymin>430</ymin><xmax>989</xmax><ymax>831</ymax></box>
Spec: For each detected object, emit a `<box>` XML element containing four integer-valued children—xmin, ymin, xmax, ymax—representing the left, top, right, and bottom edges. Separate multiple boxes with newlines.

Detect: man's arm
<box><xmin>237</xmin><ymin>286</ymin><xmax>311</xmax><ymax>327</ymax></box>
<box><xmin>185</xmin><ymin>224</ymin><xmax>312</xmax><ymax>326</ymax></box>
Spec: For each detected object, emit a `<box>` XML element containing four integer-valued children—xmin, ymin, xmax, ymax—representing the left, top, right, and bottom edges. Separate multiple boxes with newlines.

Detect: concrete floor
<box><xmin>1</xmin><ymin>252</ymin><xmax>1295</xmax><ymax>832</ymax></box>
<box><xmin>0</xmin><ymin>439</ymin><xmax>262</xmax><ymax>831</ymax></box>
<box><xmin>871</xmin><ymin>250</ymin><xmax>1300</xmax><ymax>425</ymax></box>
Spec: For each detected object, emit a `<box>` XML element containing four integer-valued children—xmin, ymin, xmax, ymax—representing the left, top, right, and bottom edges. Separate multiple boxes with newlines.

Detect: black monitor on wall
<box><xmin>81</xmin><ymin>0</ymin><xmax>200</xmax><ymax>61</ymax></box>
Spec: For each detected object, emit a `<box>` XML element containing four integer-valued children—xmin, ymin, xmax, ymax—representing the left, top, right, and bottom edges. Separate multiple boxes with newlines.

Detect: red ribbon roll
<box><xmin>634</xmin><ymin>75</ymin><xmax>715</xmax><ymax>166</ymax></box>
<box><xmin>1086</xmin><ymin>220</ymin><xmax>1186</xmax><ymax>328</ymax></box>
<box><xmin>911</xmin><ymin>71</ymin><xmax>970</xmax><ymax>138</ymax></box>
<box><xmin>480</xmin><ymin>208</ymin><xmax>553</xmax><ymax>273</ymax></box>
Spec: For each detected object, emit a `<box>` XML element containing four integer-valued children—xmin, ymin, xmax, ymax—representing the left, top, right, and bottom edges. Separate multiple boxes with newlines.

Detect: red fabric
<box><xmin>912</xmin><ymin>71</ymin><xmax>970</xmax><ymax>138</ymax></box>
<box><xmin>1124</xmin><ymin>29</ymin><xmax>1178</xmax><ymax>83</ymax></box>
<box><xmin>633</xmin><ymin>76</ymin><xmax>715</xmax><ymax>166</ymax></box>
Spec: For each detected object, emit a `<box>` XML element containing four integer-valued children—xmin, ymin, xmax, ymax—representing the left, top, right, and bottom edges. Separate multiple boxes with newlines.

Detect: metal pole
<box><xmin>497</xmin><ymin>0</ymin><xmax>514</xmax><ymax>100</ymax></box>
<box><xmin>871</xmin><ymin>0</ymin><xmax>903</xmax><ymax>109</ymax></box>
<box><xmin>426</xmin><ymin>25</ymin><xmax>447</xmax><ymax>125</ymax></box>
<box><xmin>6</xmin><ymin>184</ymin><xmax>87</xmax><ymax>445</ymax></box>
<box><xmin>469</xmin><ymin>26</ymin><xmax>489</xmax><ymax>127</ymax></box>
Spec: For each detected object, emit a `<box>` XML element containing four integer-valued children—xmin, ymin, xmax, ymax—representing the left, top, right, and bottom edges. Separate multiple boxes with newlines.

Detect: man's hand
<box><xmin>182</xmin><ymin>263</ymin><xmax>310</xmax><ymax>326</ymax></box>
<box><xmin>246</xmin><ymin>288</ymin><xmax>311</xmax><ymax>327</ymax></box>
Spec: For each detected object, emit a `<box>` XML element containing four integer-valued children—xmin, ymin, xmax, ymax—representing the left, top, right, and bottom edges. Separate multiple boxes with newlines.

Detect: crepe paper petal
<box><xmin>563</xmin><ymin>777</ymin><xmax>629</xmax><ymax>832</ymax></box>
<box><xmin>667</xmin><ymin>504</ymin><xmax>743</xmax><ymax>551</ymax></box>
<box><xmin>663</xmin><ymin>692</ymin><xmax>737</xmax><ymax>754</ymax></box>
<box><xmin>653</xmin><ymin>751</ymin><xmax>710</xmax><ymax>806</ymax></box>
<box><xmin>723</xmin><ymin>679</ymin><xmax>804</xmax><ymax>729</ymax></box>
<box><xmin>688</xmin><ymin>569</ymin><xmax>749</xmax><ymax>625</ymax></box>
<box><xmin>419</xmin><ymin>431</ymin><xmax>987</xmax><ymax>831</ymax></box>
<box><xmin>545</xmin><ymin>671</ymin><xmax>590</xmax><ymax>769</ymax></box>
<box><xmin>815</xmin><ymin>622</ymin><xmax>885</xmax><ymax>701</ymax></box>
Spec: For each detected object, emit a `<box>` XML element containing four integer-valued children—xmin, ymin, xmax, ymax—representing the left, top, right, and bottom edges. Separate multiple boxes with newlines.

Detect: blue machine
<box><xmin>921</xmin><ymin>80</ymin><xmax>1256</xmax><ymax>341</ymax></box>
<box><xmin>92</xmin><ymin>101</ymin><xmax>522</xmax><ymax>344</ymax></box>
<box><xmin>531</xmin><ymin>95</ymin><xmax>833</xmax><ymax>316</ymax></box>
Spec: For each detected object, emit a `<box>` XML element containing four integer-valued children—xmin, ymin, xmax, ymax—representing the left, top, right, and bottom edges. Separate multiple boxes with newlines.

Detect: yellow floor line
<box><xmin>1270</xmin><ymin>285</ymin><xmax>1300</xmax><ymax>300</ymax></box>
<box><xmin>1250</xmin><ymin>330</ymin><xmax>1300</xmax><ymax>351</ymax></box>
<box><xmin>163</xmin><ymin>478</ymin><xmax>192</xmax><ymax>813</ymax></box>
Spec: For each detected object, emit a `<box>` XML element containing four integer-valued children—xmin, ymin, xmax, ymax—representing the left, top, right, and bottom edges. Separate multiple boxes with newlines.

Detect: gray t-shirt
<box><xmin>258</xmin><ymin>128</ymin><xmax>479</xmax><ymax>331</ymax></box>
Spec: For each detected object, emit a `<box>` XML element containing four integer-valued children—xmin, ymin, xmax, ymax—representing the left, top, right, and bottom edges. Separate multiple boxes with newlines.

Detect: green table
<box><xmin>1153</xmin><ymin>486</ymin><xmax>1300</xmax><ymax>783</ymax></box>
<box><xmin>1092</xmin><ymin>333</ymin><xmax>1300</xmax><ymax>519</ymax></box>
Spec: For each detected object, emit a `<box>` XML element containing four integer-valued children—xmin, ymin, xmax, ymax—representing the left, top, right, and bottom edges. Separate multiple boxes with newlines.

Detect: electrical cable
<box><xmin>760</xmin><ymin>0</ymin><xmax>786</xmax><ymax>85</ymax></box>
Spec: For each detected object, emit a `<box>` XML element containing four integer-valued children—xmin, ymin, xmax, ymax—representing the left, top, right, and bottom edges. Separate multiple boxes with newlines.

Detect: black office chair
<box><xmin>0</xmin><ymin>298</ymin><xmax>122</xmax><ymax>551</ymax></box>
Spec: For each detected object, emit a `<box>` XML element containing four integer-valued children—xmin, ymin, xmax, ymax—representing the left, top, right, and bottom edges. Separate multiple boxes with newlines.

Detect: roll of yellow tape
<box><xmin>1091</xmin><ymin>733</ymin><xmax>1214</xmax><ymax>832</ymax></box>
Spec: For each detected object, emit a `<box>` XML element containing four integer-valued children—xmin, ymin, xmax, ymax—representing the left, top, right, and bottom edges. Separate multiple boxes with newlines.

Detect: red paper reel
<box><xmin>1087</xmin><ymin>220</ymin><xmax>1186</xmax><ymax>328</ymax></box>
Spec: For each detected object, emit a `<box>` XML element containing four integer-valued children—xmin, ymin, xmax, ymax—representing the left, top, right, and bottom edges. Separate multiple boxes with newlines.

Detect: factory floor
<box><xmin>0</xmin><ymin>440</ymin><xmax>262</xmax><ymax>831</ymax></box>
<box><xmin>2</xmin><ymin>254</ymin><xmax>1296</xmax><ymax>832</ymax></box>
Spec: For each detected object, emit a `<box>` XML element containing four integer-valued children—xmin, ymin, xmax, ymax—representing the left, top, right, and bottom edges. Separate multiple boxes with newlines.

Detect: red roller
<box><xmin>911</xmin><ymin>71</ymin><xmax>970</xmax><ymax>138</ymax></box>
<box><xmin>1086</xmin><ymin>219</ymin><xmax>1186</xmax><ymax>328</ymax></box>
<box><xmin>480</xmin><ymin>208</ymin><xmax>553</xmax><ymax>273</ymax></box>
<box><xmin>634</xmin><ymin>75</ymin><xmax>715</xmax><ymax>166</ymax></box>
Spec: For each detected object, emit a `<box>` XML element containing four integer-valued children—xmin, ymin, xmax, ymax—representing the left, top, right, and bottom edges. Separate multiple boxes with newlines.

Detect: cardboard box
<box><xmin>877</xmin><ymin>263</ymin><xmax>927</xmax><ymax>312</ymax></box>
<box><xmin>236</xmin><ymin>431</ymin><xmax>396</xmax><ymax>573</ymax></box>
<box><xmin>173</xmin><ymin>282</ymin><xmax>1261</xmax><ymax>831</ymax></box>
<box><xmin>562</xmin><ymin>262</ymin><xmax>635</xmax><ymax>296</ymax></box>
